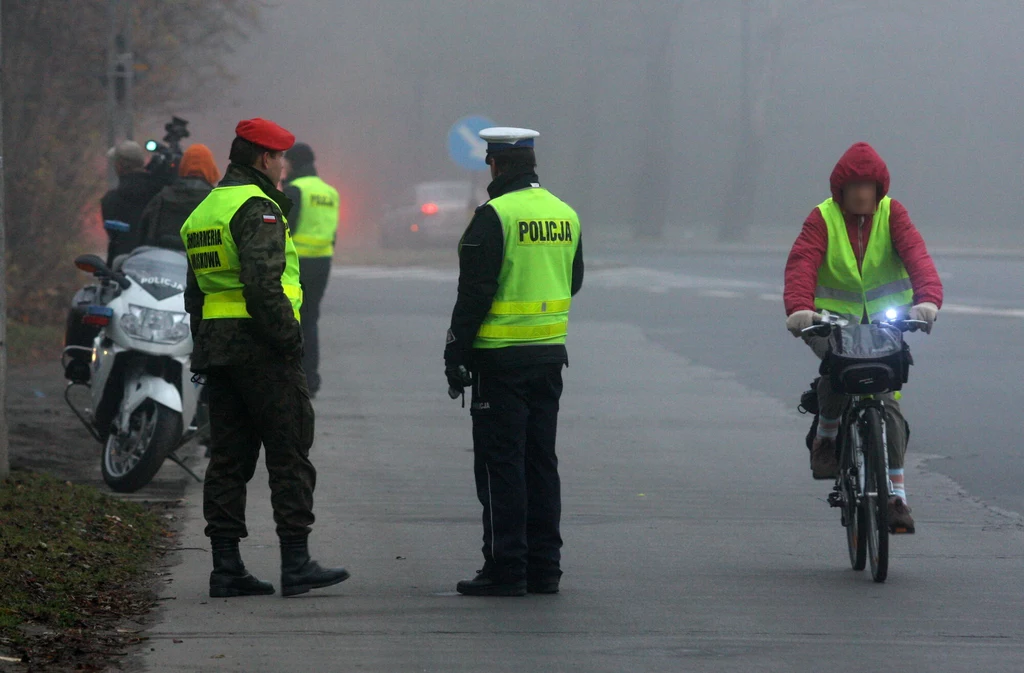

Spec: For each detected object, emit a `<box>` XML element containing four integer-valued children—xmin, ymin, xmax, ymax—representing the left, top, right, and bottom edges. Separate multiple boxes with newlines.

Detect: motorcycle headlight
<box><xmin>120</xmin><ymin>305</ymin><xmax>190</xmax><ymax>344</ymax></box>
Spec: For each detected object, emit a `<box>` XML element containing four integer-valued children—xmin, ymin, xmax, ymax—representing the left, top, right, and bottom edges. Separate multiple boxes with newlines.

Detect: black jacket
<box><xmin>444</xmin><ymin>170</ymin><xmax>584</xmax><ymax>372</ymax></box>
<box><xmin>137</xmin><ymin>177</ymin><xmax>214</xmax><ymax>251</ymax></box>
<box><xmin>100</xmin><ymin>171</ymin><xmax>165</xmax><ymax>264</ymax></box>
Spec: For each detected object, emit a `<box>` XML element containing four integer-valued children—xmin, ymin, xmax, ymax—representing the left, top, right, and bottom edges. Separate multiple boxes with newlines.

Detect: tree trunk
<box><xmin>0</xmin><ymin>0</ymin><xmax>9</xmax><ymax>481</ymax></box>
<box><xmin>720</xmin><ymin>0</ymin><xmax>780</xmax><ymax>242</ymax></box>
<box><xmin>633</xmin><ymin>20</ymin><xmax>673</xmax><ymax>240</ymax></box>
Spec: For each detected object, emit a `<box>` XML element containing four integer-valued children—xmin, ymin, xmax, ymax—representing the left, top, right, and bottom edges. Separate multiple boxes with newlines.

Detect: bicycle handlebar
<box><xmin>801</xmin><ymin>312</ymin><xmax>929</xmax><ymax>336</ymax></box>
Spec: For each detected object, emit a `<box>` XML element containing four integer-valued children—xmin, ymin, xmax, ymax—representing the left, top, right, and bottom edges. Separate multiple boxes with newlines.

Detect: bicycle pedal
<box><xmin>827</xmin><ymin>492</ymin><xmax>844</xmax><ymax>508</ymax></box>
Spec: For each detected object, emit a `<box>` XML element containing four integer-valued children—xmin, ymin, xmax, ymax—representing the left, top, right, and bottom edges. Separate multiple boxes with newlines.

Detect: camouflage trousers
<box><xmin>806</xmin><ymin>335</ymin><xmax>907</xmax><ymax>469</ymax></box>
<box><xmin>203</xmin><ymin>359</ymin><xmax>317</xmax><ymax>539</ymax></box>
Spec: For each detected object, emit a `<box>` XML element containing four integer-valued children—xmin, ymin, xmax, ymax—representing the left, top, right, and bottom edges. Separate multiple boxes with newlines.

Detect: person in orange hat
<box><xmin>180</xmin><ymin>118</ymin><xmax>350</xmax><ymax>598</ymax></box>
<box><xmin>137</xmin><ymin>144</ymin><xmax>221</xmax><ymax>250</ymax></box>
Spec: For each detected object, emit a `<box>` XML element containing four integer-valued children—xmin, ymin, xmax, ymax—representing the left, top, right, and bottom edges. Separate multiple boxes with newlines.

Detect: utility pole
<box><xmin>0</xmin><ymin>0</ymin><xmax>9</xmax><ymax>481</ymax></box>
<box><xmin>106</xmin><ymin>0</ymin><xmax>134</xmax><ymax>185</ymax></box>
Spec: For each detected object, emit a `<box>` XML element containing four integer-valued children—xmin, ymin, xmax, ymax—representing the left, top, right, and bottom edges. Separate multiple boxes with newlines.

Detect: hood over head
<box><xmin>829</xmin><ymin>142</ymin><xmax>890</xmax><ymax>206</ymax></box>
<box><xmin>179</xmin><ymin>144</ymin><xmax>220</xmax><ymax>186</ymax></box>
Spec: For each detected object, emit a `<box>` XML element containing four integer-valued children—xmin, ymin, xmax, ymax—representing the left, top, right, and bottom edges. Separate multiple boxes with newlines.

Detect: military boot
<box><xmin>279</xmin><ymin>535</ymin><xmax>350</xmax><ymax>597</ymax></box>
<box><xmin>209</xmin><ymin>537</ymin><xmax>275</xmax><ymax>598</ymax></box>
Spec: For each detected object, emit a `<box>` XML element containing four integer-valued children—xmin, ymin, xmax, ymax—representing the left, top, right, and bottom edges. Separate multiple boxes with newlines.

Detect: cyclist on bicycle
<box><xmin>784</xmin><ymin>142</ymin><xmax>943</xmax><ymax>533</ymax></box>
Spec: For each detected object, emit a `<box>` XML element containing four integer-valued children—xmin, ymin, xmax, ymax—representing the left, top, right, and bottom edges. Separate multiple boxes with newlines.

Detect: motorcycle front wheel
<box><xmin>102</xmin><ymin>400</ymin><xmax>182</xmax><ymax>493</ymax></box>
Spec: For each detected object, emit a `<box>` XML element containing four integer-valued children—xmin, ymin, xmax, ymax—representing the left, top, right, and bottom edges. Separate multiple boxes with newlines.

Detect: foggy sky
<box><xmin>174</xmin><ymin>1</ymin><xmax>1024</xmax><ymax>247</ymax></box>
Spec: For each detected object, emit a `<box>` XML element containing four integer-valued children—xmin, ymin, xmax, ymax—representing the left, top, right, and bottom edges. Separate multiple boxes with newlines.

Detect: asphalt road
<box><xmin>138</xmin><ymin>249</ymin><xmax>1024</xmax><ymax>671</ymax></box>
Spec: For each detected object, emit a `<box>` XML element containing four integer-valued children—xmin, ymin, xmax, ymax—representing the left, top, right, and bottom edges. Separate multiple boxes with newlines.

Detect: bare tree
<box><xmin>719</xmin><ymin>0</ymin><xmax>906</xmax><ymax>241</ymax></box>
<box><xmin>2</xmin><ymin>0</ymin><xmax>261</xmax><ymax>328</ymax></box>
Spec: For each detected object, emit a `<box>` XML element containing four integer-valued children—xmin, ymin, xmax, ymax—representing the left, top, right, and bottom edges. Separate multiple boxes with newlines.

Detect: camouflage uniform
<box><xmin>184</xmin><ymin>163</ymin><xmax>316</xmax><ymax>539</ymax></box>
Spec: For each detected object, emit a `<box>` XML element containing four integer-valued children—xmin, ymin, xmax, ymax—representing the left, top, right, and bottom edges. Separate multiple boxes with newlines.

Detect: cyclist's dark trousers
<box><xmin>470</xmin><ymin>364</ymin><xmax>564</xmax><ymax>582</ymax></box>
<box><xmin>299</xmin><ymin>257</ymin><xmax>332</xmax><ymax>395</ymax></box>
<box><xmin>805</xmin><ymin>335</ymin><xmax>907</xmax><ymax>468</ymax></box>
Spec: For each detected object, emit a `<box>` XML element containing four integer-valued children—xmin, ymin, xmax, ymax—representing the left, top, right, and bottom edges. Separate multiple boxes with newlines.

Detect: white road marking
<box><xmin>330</xmin><ymin>266</ymin><xmax>1024</xmax><ymax>320</ymax></box>
<box><xmin>941</xmin><ymin>303</ymin><xmax>1024</xmax><ymax>319</ymax></box>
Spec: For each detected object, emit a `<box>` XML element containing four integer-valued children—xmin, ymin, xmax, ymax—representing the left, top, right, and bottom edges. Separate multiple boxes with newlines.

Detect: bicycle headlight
<box><xmin>120</xmin><ymin>305</ymin><xmax>190</xmax><ymax>344</ymax></box>
<box><xmin>884</xmin><ymin>308</ymin><xmax>898</xmax><ymax>321</ymax></box>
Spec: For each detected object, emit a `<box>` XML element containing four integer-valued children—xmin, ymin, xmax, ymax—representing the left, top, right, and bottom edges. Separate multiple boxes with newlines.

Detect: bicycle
<box><xmin>803</xmin><ymin>310</ymin><xmax>926</xmax><ymax>583</ymax></box>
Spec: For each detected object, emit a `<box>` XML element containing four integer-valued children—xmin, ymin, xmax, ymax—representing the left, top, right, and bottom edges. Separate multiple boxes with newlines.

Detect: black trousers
<box><xmin>203</xmin><ymin>359</ymin><xmax>317</xmax><ymax>539</ymax></box>
<box><xmin>470</xmin><ymin>363</ymin><xmax>565</xmax><ymax>582</ymax></box>
<box><xmin>299</xmin><ymin>257</ymin><xmax>332</xmax><ymax>394</ymax></box>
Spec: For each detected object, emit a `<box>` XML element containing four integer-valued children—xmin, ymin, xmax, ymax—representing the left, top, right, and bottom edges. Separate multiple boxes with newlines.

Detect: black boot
<box><xmin>280</xmin><ymin>535</ymin><xmax>350</xmax><ymax>597</ymax></box>
<box><xmin>456</xmin><ymin>565</ymin><xmax>527</xmax><ymax>597</ymax></box>
<box><xmin>527</xmin><ymin>570</ymin><xmax>562</xmax><ymax>595</ymax></box>
<box><xmin>209</xmin><ymin>537</ymin><xmax>275</xmax><ymax>598</ymax></box>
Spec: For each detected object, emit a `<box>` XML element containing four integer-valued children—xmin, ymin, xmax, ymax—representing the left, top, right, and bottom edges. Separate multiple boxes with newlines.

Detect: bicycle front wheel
<box><xmin>861</xmin><ymin>407</ymin><xmax>889</xmax><ymax>583</ymax></box>
<box><xmin>842</xmin><ymin>424</ymin><xmax>867</xmax><ymax>572</ymax></box>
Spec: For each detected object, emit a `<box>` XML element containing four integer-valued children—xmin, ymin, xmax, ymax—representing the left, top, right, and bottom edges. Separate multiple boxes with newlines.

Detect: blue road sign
<box><xmin>448</xmin><ymin>115</ymin><xmax>495</xmax><ymax>171</ymax></box>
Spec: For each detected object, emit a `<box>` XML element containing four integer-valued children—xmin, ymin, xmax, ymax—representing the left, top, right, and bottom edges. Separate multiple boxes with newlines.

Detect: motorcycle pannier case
<box><xmin>821</xmin><ymin>324</ymin><xmax>910</xmax><ymax>395</ymax></box>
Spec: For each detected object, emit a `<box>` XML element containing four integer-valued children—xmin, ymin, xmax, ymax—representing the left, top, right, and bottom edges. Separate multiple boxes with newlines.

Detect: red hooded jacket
<box><xmin>784</xmin><ymin>142</ymin><xmax>943</xmax><ymax>316</ymax></box>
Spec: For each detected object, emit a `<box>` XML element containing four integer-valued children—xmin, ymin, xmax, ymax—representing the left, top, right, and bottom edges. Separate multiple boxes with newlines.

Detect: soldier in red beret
<box><xmin>181</xmin><ymin>118</ymin><xmax>350</xmax><ymax>598</ymax></box>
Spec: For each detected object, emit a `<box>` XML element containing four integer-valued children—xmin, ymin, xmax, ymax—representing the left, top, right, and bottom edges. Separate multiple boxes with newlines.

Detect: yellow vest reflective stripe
<box><xmin>814</xmin><ymin>196</ymin><xmax>913</xmax><ymax>322</ymax></box>
<box><xmin>201</xmin><ymin>285</ymin><xmax>304</xmax><ymax>320</ymax></box>
<box><xmin>472</xmin><ymin>187</ymin><xmax>581</xmax><ymax>349</ymax></box>
<box><xmin>289</xmin><ymin>176</ymin><xmax>339</xmax><ymax>258</ymax></box>
<box><xmin>180</xmin><ymin>184</ymin><xmax>303</xmax><ymax>322</ymax></box>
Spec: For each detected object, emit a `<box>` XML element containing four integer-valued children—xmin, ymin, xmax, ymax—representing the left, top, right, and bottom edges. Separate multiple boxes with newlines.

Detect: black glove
<box><xmin>445</xmin><ymin>365</ymin><xmax>472</xmax><ymax>399</ymax></box>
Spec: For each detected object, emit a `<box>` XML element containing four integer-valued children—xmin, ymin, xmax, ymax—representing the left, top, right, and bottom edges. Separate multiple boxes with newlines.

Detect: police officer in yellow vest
<box><xmin>181</xmin><ymin>118</ymin><xmax>349</xmax><ymax>598</ymax></box>
<box><xmin>444</xmin><ymin>127</ymin><xmax>584</xmax><ymax>596</ymax></box>
<box><xmin>282</xmin><ymin>143</ymin><xmax>340</xmax><ymax>396</ymax></box>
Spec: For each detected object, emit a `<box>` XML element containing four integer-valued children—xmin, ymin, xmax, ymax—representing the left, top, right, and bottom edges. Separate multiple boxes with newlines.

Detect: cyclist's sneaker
<box><xmin>888</xmin><ymin>497</ymin><xmax>916</xmax><ymax>534</ymax></box>
<box><xmin>810</xmin><ymin>436</ymin><xmax>838</xmax><ymax>480</ymax></box>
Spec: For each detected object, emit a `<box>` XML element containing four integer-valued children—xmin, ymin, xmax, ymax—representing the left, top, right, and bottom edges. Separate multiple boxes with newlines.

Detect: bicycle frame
<box><xmin>842</xmin><ymin>396</ymin><xmax>891</xmax><ymax>504</ymax></box>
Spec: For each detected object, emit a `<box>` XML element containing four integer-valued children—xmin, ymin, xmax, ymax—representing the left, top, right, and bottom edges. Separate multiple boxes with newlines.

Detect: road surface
<box><xmin>136</xmin><ymin>247</ymin><xmax>1024</xmax><ymax>672</ymax></box>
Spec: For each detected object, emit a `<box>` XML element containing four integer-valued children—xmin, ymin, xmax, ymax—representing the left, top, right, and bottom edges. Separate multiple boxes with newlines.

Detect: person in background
<box><xmin>101</xmin><ymin>140</ymin><xmax>164</xmax><ymax>264</ymax></box>
<box><xmin>137</xmin><ymin>144</ymin><xmax>220</xmax><ymax>251</ymax></box>
<box><xmin>282</xmin><ymin>142</ymin><xmax>340</xmax><ymax>397</ymax></box>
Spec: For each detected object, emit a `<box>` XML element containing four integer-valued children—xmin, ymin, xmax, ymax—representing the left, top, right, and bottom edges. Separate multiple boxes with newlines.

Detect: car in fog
<box><xmin>380</xmin><ymin>181</ymin><xmax>484</xmax><ymax>248</ymax></box>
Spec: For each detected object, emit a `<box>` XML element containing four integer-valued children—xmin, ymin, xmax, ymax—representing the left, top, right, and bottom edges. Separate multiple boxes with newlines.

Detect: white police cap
<box><xmin>479</xmin><ymin>127</ymin><xmax>539</xmax><ymax>154</ymax></box>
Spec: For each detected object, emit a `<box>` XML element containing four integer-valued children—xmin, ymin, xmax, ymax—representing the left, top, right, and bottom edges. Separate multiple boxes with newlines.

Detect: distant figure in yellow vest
<box><xmin>282</xmin><ymin>143</ymin><xmax>340</xmax><ymax>397</ymax></box>
<box><xmin>181</xmin><ymin>119</ymin><xmax>349</xmax><ymax>598</ymax></box>
<box><xmin>444</xmin><ymin>127</ymin><xmax>584</xmax><ymax>596</ymax></box>
<box><xmin>784</xmin><ymin>142</ymin><xmax>944</xmax><ymax>534</ymax></box>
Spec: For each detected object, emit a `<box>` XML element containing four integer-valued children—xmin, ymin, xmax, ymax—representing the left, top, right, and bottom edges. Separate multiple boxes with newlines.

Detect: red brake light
<box><xmin>420</xmin><ymin>202</ymin><xmax>439</xmax><ymax>216</ymax></box>
<box><xmin>410</xmin><ymin>224</ymin><xmax>420</xmax><ymax>233</ymax></box>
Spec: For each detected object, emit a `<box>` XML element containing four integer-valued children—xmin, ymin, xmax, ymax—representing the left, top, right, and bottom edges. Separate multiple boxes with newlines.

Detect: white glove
<box><xmin>909</xmin><ymin>302</ymin><xmax>939</xmax><ymax>334</ymax></box>
<box><xmin>786</xmin><ymin>310</ymin><xmax>821</xmax><ymax>337</ymax></box>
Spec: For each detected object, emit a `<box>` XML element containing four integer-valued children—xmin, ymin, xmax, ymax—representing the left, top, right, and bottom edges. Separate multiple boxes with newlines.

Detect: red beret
<box><xmin>234</xmin><ymin>118</ymin><xmax>295</xmax><ymax>152</ymax></box>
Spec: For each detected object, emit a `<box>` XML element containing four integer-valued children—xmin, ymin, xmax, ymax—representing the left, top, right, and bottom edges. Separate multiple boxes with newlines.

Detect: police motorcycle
<box><xmin>63</xmin><ymin>247</ymin><xmax>206</xmax><ymax>492</ymax></box>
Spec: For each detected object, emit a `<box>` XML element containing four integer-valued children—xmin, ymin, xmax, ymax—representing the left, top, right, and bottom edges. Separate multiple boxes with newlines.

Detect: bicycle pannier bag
<box><xmin>821</xmin><ymin>324</ymin><xmax>910</xmax><ymax>395</ymax></box>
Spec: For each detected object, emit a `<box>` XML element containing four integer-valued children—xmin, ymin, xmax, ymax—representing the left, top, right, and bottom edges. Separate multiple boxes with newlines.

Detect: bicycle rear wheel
<box><xmin>841</xmin><ymin>423</ymin><xmax>867</xmax><ymax>571</ymax></box>
<box><xmin>862</xmin><ymin>407</ymin><xmax>889</xmax><ymax>583</ymax></box>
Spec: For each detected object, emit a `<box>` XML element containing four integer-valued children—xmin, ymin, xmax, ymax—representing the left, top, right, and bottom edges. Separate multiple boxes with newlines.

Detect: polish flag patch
<box><xmin>262</xmin><ymin>214</ymin><xmax>277</xmax><ymax>223</ymax></box>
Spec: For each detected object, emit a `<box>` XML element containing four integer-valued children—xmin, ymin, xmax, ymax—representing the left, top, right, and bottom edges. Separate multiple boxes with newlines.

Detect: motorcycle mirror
<box><xmin>74</xmin><ymin>254</ymin><xmax>108</xmax><ymax>275</ymax></box>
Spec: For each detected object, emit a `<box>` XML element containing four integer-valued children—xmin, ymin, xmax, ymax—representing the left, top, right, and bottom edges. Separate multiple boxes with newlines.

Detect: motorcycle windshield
<box><xmin>121</xmin><ymin>248</ymin><xmax>188</xmax><ymax>301</ymax></box>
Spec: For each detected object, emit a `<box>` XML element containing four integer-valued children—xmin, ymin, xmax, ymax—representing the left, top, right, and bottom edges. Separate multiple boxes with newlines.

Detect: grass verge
<box><xmin>6</xmin><ymin>321</ymin><xmax>64</xmax><ymax>367</ymax></box>
<box><xmin>0</xmin><ymin>472</ymin><xmax>168</xmax><ymax>670</ymax></box>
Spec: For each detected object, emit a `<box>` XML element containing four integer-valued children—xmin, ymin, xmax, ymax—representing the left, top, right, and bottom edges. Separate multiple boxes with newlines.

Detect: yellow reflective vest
<box><xmin>180</xmin><ymin>184</ymin><xmax>303</xmax><ymax>321</ymax></box>
<box><xmin>814</xmin><ymin>196</ymin><xmax>913</xmax><ymax>323</ymax></box>
<box><xmin>289</xmin><ymin>176</ymin><xmax>339</xmax><ymax>258</ymax></box>
<box><xmin>472</xmin><ymin>187</ymin><xmax>581</xmax><ymax>349</ymax></box>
